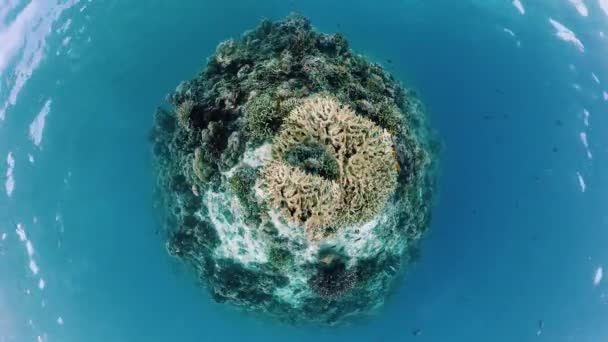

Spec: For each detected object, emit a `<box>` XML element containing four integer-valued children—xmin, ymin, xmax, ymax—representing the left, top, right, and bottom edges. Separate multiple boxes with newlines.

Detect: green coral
<box><xmin>288</xmin><ymin>30</ymin><xmax>318</xmax><ymax>57</ymax></box>
<box><xmin>284</xmin><ymin>138</ymin><xmax>340</xmax><ymax>180</ymax></box>
<box><xmin>376</xmin><ymin>101</ymin><xmax>404</xmax><ymax>133</ymax></box>
<box><xmin>244</xmin><ymin>93</ymin><xmax>300</xmax><ymax>142</ymax></box>
<box><xmin>269</xmin><ymin>247</ymin><xmax>294</xmax><ymax>269</ymax></box>
<box><xmin>244</xmin><ymin>93</ymin><xmax>281</xmax><ymax>141</ymax></box>
<box><xmin>192</xmin><ymin>147</ymin><xmax>213</xmax><ymax>183</ymax></box>
<box><xmin>229</xmin><ymin>166</ymin><xmax>257</xmax><ymax>201</ymax></box>
<box><xmin>229</xmin><ymin>166</ymin><xmax>263</xmax><ymax>225</ymax></box>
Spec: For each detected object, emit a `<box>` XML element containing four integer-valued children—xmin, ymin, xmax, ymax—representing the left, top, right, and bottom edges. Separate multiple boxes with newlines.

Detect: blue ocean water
<box><xmin>1</xmin><ymin>0</ymin><xmax>608</xmax><ymax>341</ymax></box>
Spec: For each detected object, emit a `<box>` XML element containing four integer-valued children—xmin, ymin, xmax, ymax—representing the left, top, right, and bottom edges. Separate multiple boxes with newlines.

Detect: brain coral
<box><xmin>264</xmin><ymin>95</ymin><xmax>398</xmax><ymax>241</ymax></box>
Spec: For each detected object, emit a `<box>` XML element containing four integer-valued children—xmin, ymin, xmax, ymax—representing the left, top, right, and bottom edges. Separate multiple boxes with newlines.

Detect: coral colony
<box><xmin>151</xmin><ymin>14</ymin><xmax>438</xmax><ymax>325</ymax></box>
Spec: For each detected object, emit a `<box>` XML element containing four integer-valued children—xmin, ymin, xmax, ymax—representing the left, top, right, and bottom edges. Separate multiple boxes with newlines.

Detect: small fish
<box><xmin>555</xmin><ymin>119</ymin><xmax>563</xmax><ymax>127</ymax></box>
<box><xmin>354</xmin><ymin>237</ymin><xmax>361</xmax><ymax>242</ymax></box>
<box><xmin>536</xmin><ymin>319</ymin><xmax>544</xmax><ymax>335</ymax></box>
<box><xmin>495</xmin><ymin>88</ymin><xmax>504</xmax><ymax>94</ymax></box>
<box><xmin>412</xmin><ymin>329</ymin><xmax>422</xmax><ymax>336</ymax></box>
<box><xmin>552</xmin><ymin>146</ymin><xmax>558</xmax><ymax>153</ymax></box>
<box><xmin>483</xmin><ymin>114</ymin><xmax>493</xmax><ymax>120</ymax></box>
<box><xmin>386</xmin><ymin>58</ymin><xmax>393</xmax><ymax>64</ymax></box>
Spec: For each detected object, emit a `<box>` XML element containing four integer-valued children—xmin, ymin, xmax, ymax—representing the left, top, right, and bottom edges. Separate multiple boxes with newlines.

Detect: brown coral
<box><xmin>176</xmin><ymin>99</ymin><xmax>194</xmax><ymax>130</ymax></box>
<box><xmin>263</xmin><ymin>95</ymin><xmax>398</xmax><ymax>241</ymax></box>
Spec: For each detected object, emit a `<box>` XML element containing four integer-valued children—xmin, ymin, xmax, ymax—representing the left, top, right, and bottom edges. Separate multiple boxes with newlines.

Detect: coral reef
<box><xmin>151</xmin><ymin>14</ymin><xmax>438</xmax><ymax>325</ymax></box>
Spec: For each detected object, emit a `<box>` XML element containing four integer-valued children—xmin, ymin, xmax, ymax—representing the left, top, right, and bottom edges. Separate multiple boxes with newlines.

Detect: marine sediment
<box><xmin>151</xmin><ymin>14</ymin><xmax>438</xmax><ymax>325</ymax></box>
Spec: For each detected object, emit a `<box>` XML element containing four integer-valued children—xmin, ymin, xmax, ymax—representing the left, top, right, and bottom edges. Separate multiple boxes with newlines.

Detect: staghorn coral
<box><xmin>244</xmin><ymin>92</ymin><xmax>301</xmax><ymax>142</ymax></box>
<box><xmin>244</xmin><ymin>93</ymin><xmax>281</xmax><ymax>141</ymax></box>
<box><xmin>263</xmin><ymin>96</ymin><xmax>398</xmax><ymax>240</ymax></box>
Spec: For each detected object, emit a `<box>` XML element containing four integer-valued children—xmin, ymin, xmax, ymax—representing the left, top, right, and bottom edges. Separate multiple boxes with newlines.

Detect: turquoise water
<box><xmin>1</xmin><ymin>0</ymin><xmax>608</xmax><ymax>341</ymax></box>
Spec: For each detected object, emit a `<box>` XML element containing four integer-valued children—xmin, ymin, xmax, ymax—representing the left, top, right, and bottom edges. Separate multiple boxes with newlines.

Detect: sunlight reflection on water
<box><xmin>0</xmin><ymin>0</ymin><xmax>78</xmax><ymax>121</ymax></box>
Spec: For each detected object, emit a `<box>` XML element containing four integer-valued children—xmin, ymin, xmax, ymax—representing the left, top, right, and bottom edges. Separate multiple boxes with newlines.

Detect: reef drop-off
<box><xmin>150</xmin><ymin>14</ymin><xmax>438</xmax><ymax>325</ymax></box>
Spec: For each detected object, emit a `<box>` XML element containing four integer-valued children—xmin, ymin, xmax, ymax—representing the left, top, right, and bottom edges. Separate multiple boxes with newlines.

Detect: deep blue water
<box><xmin>1</xmin><ymin>0</ymin><xmax>608</xmax><ymax>341</ymax></box>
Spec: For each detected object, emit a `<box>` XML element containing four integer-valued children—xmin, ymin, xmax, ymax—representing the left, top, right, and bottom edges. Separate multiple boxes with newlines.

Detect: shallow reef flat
<box><xmin>150</xmin><ymin>13</ymin><xmax>438</xmax><ymax>325</ymax></box>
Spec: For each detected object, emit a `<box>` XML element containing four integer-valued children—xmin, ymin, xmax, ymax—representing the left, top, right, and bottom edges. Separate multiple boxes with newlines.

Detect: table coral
<box><xmin>264</xmin><ymin>95</ymin><xmax>398</xmax><ymax>241</ymax></box>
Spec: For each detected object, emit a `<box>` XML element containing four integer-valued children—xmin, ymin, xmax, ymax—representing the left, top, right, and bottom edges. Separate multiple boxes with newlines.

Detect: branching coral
<box><xmin>244</xmin><ymin>93</ymin><xmax>280</xmax><ymax>141</ymax></box>
<box><xmin>263</xmin><ymin>96</ymin><xmax>398</xmax><ymax>240</ymax></box>
<box><xmin>176</xmin><ymin>99</ymin><xmax>195</xmax><ymax>130</ymax></box>
<box><xmin>244</xmin><ymin>93</ymin><xmax>300</xmax><ymax>142</ymax></box>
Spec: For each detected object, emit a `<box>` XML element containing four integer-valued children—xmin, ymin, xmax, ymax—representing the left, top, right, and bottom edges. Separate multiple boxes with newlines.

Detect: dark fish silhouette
<box><xmin>412</xmin><ymin>329</ymin><xmax>422</xmax><ymax>336</ymax></box>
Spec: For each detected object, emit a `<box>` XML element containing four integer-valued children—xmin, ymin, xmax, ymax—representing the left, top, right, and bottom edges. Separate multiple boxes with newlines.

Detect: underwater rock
<box><xmin>152</xmin><ymin>14</ymin><xmax>438</xmax><ymax>325</ymax></box>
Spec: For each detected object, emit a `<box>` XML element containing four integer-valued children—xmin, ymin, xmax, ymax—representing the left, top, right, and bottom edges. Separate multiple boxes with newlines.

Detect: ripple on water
<box><xmin>0</xmin><ymin>0</ymin><xmax>77</xmax><ymax>120</ymax></box>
